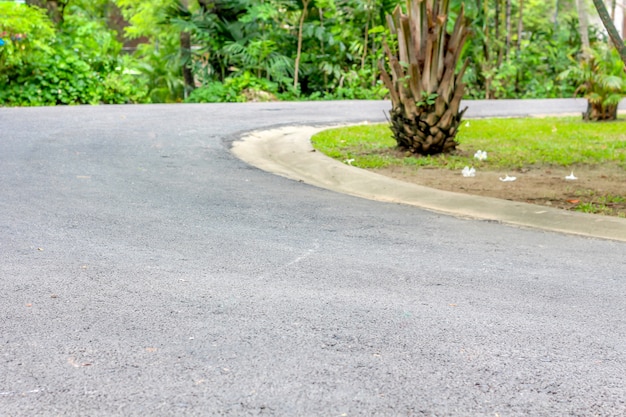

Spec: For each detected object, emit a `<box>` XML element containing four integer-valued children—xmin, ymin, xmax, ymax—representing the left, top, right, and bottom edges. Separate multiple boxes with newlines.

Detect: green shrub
<box><xmin>0</xmin><ymin>3</ymin><xmax>148</xmax><ymax>106</ymax></box>
<box><xmin>0</xmin><ymin>2</ymin><xmax>55</xmax><ymax>71</ymax></box>
<box><xmin>185</xmin><ymin>72</ymin><xmax>278</xmax><ymax>103</ymax></box>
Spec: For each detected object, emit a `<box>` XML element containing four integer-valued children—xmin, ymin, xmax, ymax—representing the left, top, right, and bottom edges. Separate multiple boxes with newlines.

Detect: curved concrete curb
<box><xmin>232</xmin><ymin>125</ymin><xmax>626</xmax><ymax>242</ymax></box>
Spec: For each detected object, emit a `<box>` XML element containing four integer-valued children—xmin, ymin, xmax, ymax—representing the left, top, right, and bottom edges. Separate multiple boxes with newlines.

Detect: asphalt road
<box><xmin>1</xmin><ymin>100</ymin><xmax>625</xmax><ymax>416</ymax></box>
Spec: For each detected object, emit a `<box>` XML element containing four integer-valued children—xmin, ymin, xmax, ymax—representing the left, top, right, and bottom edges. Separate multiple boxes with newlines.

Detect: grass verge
<box><xmin>311</xmin><ymin>117</ymin><xmax>626</xmax><ymax>217</ymax></box>
<box><xmin>311</xmin><ymin>117</ymin><xmax>626</xmax><ymax>170</ymax></box>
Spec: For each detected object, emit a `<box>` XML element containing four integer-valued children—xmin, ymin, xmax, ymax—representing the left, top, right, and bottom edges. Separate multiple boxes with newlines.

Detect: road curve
<box><xmin>1</xmin><ymin>101</ymin><xmax>625</xmax><ymax>416</ymax></box>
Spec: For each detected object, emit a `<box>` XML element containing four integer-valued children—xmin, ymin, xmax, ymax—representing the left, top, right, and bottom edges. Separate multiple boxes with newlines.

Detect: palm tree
<box><xmin>379</xmin><ymin>0</ymin><xmax>470</xmax><ymax>155</ymax></box>
<box><xmin>560</xmin><ymin>46</ymin><xmax>626</xmax><ymax>121</ymax></box>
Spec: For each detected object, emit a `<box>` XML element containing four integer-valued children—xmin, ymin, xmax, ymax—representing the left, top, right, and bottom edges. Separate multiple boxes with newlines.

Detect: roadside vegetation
<box><xmin>312</xmin><ymin>118</ymin><xmax>626</xmax><ymax>169</ymax></box>
<box><xmin>0</xmin><ymin>0</ymin><xmax>624</xmax><ymax>105</ymax></box>
<box><xmin>311</xmin><ymin>118</ymin><xmax>626</xmax><ymax>216</ymax></box>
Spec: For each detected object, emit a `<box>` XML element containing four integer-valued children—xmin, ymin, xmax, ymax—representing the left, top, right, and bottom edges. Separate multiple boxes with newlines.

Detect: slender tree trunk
<box><xmin>496</xmin><ymin>0</ymin><xmax>505</xmax><ymax>67</ymax></box>
<box><xmin>483</xmin><ymin>0</ymin><xmax>492</xmax><ymax>98</ymax></box>
<box><xmin>517</xmin><ymin>0</ymin><xmax>524</xmax><ymax>52</ymax></box>
<box><xmin>495</xmin><ymin>0</ymin><xmax>501</xmax><ymax>42</ymax></box>
<box><xmin>318</xmin><ymin>8</ymin><xmax>328</xmax><ymax>89</ymax></box>
<box><xmin>179</xmin><ymin>0</ymin><xmax>194</xmax><ymax>99</ymax></box>
<box><xmin>294</xmin><ymin>0</ymin><xmax>310</xmax><ymax>90</ymax></box>
<box><xmin>180</xmin><ymin>31</ymin><xmax>195</xmax><ymax>99</ymax></box>
<box><xmin>592</xmin><ymin>0</ymin><xmax>626</xmax><ymax>66</ymax></box>
<box><xmin>623</xmin><ymin>0</ymin><xmax>626</xmax><ymax>39</ymax></box>
<box><xmin>611</xmin><ymin>0</ymin><xmax>617</xmax><ymax>20</ymax></box>
<box><xmin>361</xmin><ymin>4</ymin><xmax>371</xmax><ymax>71</ymax></box>
<box><xmin>553</xmin><ymin>0</ymin><xmax>561</xmax><ymax>34</ymax></box>
<box><xmin>505</xmin><ymin>0</ymin><xmax>512</xmax><ymax>60</ymax></box>
<box><xmin>576</xmin><ymin>0</ymin><xmax>591</xmax><ymax>58</ymax></box>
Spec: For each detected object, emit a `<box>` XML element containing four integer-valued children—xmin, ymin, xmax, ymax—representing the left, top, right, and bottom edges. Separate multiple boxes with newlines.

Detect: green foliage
<box><xmin>0</xmin><ymin>0</ymin><xmax>616</xmax><ymax>105</ymax></box>
<box><xmin>0</xmin><ymin>2</ymin><xmax>148</xmax><ymax>106</ymax></box>
<box><xmin>559</xmin><ymin>46</ymin><xmax>626</xmax><ymax>120</ymax></box>
<box><xmin>0</xmin><ymin>42</ymin><xmax>147</xmax><ymax>106</ymax></box>
<box><xmin>114</xmin><ymin>0</ymin><xmax>393</xmax><ymax>101</ymax></box>
<box><xmin>133</xmin><ymin>41</ymin><xmax>183</xmax><ymax>103</ymax></box>
<box><xmin>185</xmin><ymin>71</ymin><xmax>278</xmax><ymax>102</ymax></box>
<box><xmin>0</xmin><ymin>2</ymin><xmax>55</xmax><ymax>70</ymax></box>
<box><xmin>461</xmin><ymin>0</ymin><xmax>588</xmax><ymax>100</ymax></box>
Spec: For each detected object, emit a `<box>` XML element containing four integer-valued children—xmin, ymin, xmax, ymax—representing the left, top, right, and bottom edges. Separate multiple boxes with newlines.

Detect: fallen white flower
<box><xmin>565</xmin><ymin>171</ymin><xmax>577</xmax><ymax>180</ymax></box>
<box><xmin>465</xmin><ymin>121</ymin><xmax>470</xmax><ymax>127</ymax></box>
<box><xmin>462</xmin><ymin>166</ymin><xmax>476</xmax><ymax>177</ymax></box>
<box><xmin>499</xmin><ymin>175</ymin><xmax>517</xmax><ymax>182</ymax></box>
<box><xmin>473</xmin><ymin>150</ymin><xmax>487</xmax><ymax>161</ymax></box>
<box><xmin>345</xmin><ymin>158</ymin><xmax>355</xmax><ymax>166</ymax></box>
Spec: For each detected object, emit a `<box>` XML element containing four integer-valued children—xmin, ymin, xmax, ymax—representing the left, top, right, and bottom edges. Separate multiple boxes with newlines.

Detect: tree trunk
<box><xmin>505</xmin><ymin>0</ymin><xmax>512</xmax><ymax>60</ymax></box>
<box><xmin>180</xmin><ymin>31</ymin><xmax>195</xmax><ymax>99</ymax></box>
<box><xmin>294</xmin><ymin>0</ymin><xmax>310</xmax><ymax>90</ymax></box>
<box><xmin>361</xmin><ymin>4</ymin><xmax>371</xmax><ymax>71</ymax></box>
<box><xmin>553</xmin><ymin>0</ymin><xmax>561</xmax><ymax>34</ymax></box>
<box><xmin>482</xmin><ymin>0</ymin><xmax>492</xmax><ymax>98</ymax></box>
<box><xmin>591</xmin><ymin>0</ymin><xmax>626</xmax><ymax>67</ymax></box>
<box><xmin>496</xmin><ymin>0</ymin><xmax>505</xmax><ymax>68</ymax></box>
<box><xmin>517</xmin><ymin>0</ymin><xmax>524</xmax><ymax>52</ymax></box>
<box><xmin>379</xmin><ymin>0</ymin><xmax>469</xmax><ymax>155</ymax></box>
<box><xmin>611</xmin><ymin>0</ymin><xmax>617</xmax><ymax>20</ymax></box>
<box><xmin>584</xmin><ymin>101</ymin><xmax>618</xmax><ymax>121</ymax></box>
<box><xmin>622</xmin><ymin>7</ymin><xmax>626</xmax><ymax>40</ymax></box>
<box><xmin>495</xmin><ymin>0</ymin><xmax>501</xmax><ymax>42</ymax></box>
<box><xmin>576</xmin><ymin>0</ymin><xmax>591</xmax><ymax>58</ymax></box>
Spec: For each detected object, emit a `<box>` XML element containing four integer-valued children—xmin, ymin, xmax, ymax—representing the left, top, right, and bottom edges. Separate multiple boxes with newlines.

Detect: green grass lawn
<box><xmin>311</xmin><ymin>117</ymin><xmax>626</xmax><ymax>170</ymax></box>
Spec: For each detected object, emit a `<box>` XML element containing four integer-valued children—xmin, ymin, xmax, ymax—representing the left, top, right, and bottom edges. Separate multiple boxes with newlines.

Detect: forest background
<box><xmin>0</xmin><ymin>0</ymin><xmax>624</xmax><ymax>106</ymax></box>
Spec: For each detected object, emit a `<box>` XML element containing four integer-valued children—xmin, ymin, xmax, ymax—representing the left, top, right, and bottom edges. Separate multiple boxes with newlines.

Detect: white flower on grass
<box><xmin>499</xmin><ymin>175</ymin><xmax>517</xmax><ymax>182</ymax></box>
<box><xmin>344</xmin><ymin>159</ymin><xmax>355</xmax><ymax>166</ymax></box>
<box><xmin>565</xmin><ymin>171</ymin><xmax>577</xmax><ymax>180</ymax></box>
<box><xmin>473</xmin><ymin>150</ymin><xmax>487</xmax><ymax>161</ymax></box>
<box><xmin>462</xmin><ymin>166</ymin><xmax>476</xmax><ymax>177</ymax></box>
<box><xmin>465</xmin><ymin>121</ymin><xmax>470</xmax><ymax>127</ymax></box>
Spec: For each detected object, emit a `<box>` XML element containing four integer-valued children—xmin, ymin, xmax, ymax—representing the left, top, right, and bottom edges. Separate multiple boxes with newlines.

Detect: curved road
<box><xmin>1</xmin><ymin>101</ymin><xmax>625</xmax><ymax>416</ymax></box>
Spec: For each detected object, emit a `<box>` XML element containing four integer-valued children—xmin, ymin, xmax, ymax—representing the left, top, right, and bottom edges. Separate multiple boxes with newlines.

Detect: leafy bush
<box><xmin>186</xmin><ymin>72</ymin><xmax>278</xmax><ymax>103</ymax></box>
<box><xmin>560</xmin><ymin>46</ymin><xmax>626</xmax><ymax>120</ymax></box>
<box><xmin>0</xmin><ymin>2</ymin><xmax>55</xmax><ymax>70</ymax></box>
<box><xmin>0</xmin><ymin>3</ymin><xmax>148</xmax><ymax>106</ymax></box>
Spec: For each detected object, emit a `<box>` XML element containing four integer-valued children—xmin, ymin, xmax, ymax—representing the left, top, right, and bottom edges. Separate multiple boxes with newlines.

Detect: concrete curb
<box><xmin>232</xmin><ymin>124</ymin><xmax>626</xmax><ymax>242</ymax></box>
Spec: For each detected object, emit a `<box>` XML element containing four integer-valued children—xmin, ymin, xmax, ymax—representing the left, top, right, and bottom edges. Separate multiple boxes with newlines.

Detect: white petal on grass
<box><xmin>473</xmin><ymin>150</ymin><xmax>487</xmax><ymax>161</ymax></box>
<box><xmin>499</xmin><ymin>175</ymin><xmax>517</xmax><ymax>182</ymax></box>
<box><xmin>462</xmin><ymin>166</ymin><xmax>476</xmax><ymax>177</ymax></box>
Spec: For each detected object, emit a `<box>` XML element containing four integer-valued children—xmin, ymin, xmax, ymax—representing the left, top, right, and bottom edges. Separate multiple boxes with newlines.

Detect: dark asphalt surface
<box><xmin>1</xmin><ymin>101</ymin><xmax>625</xmax><ymax>416</ymax></box>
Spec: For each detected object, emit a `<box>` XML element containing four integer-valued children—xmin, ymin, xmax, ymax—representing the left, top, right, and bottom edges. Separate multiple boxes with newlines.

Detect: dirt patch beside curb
<box><xmin>372</xmin><ymin>165</ymin><xmax>626</xmax><ymax>217</ymax></box>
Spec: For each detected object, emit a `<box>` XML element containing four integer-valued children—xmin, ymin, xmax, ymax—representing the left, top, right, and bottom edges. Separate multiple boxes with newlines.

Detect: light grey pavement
<box><xmin>233</xmin><ymin>124</ymin><xmax>626</xmax><ymax>243</ymax></box>
<box><xmin>1</xmin><ymin>100</ymin><xmax>625</xmax><ymax>416</ymax></box>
